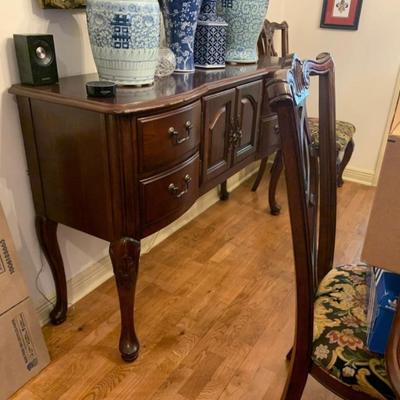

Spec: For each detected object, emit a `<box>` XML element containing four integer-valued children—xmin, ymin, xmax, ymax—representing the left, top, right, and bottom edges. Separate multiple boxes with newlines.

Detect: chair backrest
<box><xmin>258</xmin><ymin>19</ymin><xmax>289</xmax><ymax>57</ymax></box>
<box><xmin>266</xmin><ymin>53</ymin><xmax>337</xmax><ymax>361</ymax></box>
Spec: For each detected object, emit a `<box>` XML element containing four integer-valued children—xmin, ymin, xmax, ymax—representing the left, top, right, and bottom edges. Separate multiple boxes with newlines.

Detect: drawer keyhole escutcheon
<box><xmin>168</xmin><ymin>174</ymin><xmax>192</xmax><ymax>198</ymax></box>
<box><xmin>169</xmin><ymin>121</ymin><xmax>193</xmax><ymax>145</ymax></box>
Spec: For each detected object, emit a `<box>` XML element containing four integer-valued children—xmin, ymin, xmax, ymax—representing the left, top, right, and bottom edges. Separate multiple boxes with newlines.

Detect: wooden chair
<box><xmin>248</xmin><ymin>20</ymin><xmax>289</xmax><ymax>210</ymax></box>
<box><xmin>252</xmin><ymin>22</ymin><xmax>356</xmax><ymax>215</ymax></box>
<box><xmin>267</xmin><ymin>53</ymin><xmax>400</xmax><ymax>400</ymax></box>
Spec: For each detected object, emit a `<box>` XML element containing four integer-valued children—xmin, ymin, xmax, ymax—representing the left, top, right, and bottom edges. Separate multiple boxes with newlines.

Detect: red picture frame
<box><xmin>321</xmin><ymin>0</ymin><xmax>363</xmax><ymax>30</ymax></box>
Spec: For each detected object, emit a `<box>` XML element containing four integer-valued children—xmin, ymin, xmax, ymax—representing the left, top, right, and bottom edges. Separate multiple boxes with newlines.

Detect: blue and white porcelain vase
<box><xmin>159</xmin><ymin>0</ymin><xmax>203</xmax><ymax>72</ymax></box>
<box><xmin>194</xmin><ymin>0</ymin><xmax>228</xmax><ymax>69</ymax></box>
<box><xmin>86</xmin><ymin>0</ymin><xmax>160</xmax><ymax>85</ymax></box>
<box><xmin>219</xmin><ymin>0</ymin><xmax>269</xmax><ymax>64</ymax></box>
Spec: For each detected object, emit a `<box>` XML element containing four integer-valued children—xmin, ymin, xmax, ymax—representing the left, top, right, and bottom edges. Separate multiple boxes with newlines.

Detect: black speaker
<box><xmin>13</xmin><ymin>34</ymin><xmax>59</xmax><ymax>86</ymax></box>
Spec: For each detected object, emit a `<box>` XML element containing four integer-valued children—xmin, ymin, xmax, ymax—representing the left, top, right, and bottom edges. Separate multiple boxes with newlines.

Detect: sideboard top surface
<box><xmin>9</xmin><ymin>55</ymin><xmax>282</xmax><ymax>114</ymax></box>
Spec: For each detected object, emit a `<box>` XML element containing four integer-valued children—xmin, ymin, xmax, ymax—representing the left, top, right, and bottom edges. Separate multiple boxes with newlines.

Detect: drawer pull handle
<box><xmin>228</xmin><ymin>118</ymin><xmax>235</xmax><ymax>148</ymax></box>
<box><xmin>168</xmin><ymin>174</ymin><xmax>192</xmax><ymax>198</ymax></box>
<box><xmin>233</xmin><ymin>129</ymin><xmax>243</xmax><ymax>146</ymax></box>
<box><xmin>169</xmin><ymin>121</ymin><xmax>192</xmax><ymax>145</ymax></box>
<box><xmin>233</xmin><ymin>116</ymin><xmax>243</xmax><ymax>146</ymax></box>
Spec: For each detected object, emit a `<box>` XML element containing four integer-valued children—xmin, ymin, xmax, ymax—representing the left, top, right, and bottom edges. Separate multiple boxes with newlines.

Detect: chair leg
<box><xmin>251</xmin><ymin>157</ymin><xmax>268</xmax><ymax>192</ymax></box>
<box><xmin>269</xmin><ymin>150</ymin><xmax>283</xmax><ymax>215</ymax></box>
<box><xmin>281</xmin><ymin>349</ymin><xmax>309</xmax><ymax>400</ymax></box>
<box><xmin>286</xmin><ymin>346</ymin><xmax>293</xmax><ymax>361</ymax></box>
<box><xmin>337</xmin><ymin>139</ymin><xmax>354</xmax><ymax>187</ymax></box>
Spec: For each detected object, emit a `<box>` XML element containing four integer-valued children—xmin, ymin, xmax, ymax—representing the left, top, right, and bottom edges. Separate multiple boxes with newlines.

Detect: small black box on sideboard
<box><xmin>13</xmin><ymin>34</ymin><xmax>59</xmax><ymax>86</ymax></box>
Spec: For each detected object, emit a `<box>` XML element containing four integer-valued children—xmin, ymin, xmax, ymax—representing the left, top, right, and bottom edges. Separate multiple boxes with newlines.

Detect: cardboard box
<box><xmin>362</xmin><ymin>135</ymin><xmax>400</xmax><ymax>274</ymax></box>
<box><xmin>367</xmin><ymin>267</ymin><xmax>400</xmax><ymax>354</ymax></box>
<box><xmin>0</xmin><ymin>206</ymin><xmax>29</xmax><ymax>315</ymax></box>
<box><xmin>0</xmin><ymin>298</ymin><xmax>50</xmax><ymax>400</ymax></box>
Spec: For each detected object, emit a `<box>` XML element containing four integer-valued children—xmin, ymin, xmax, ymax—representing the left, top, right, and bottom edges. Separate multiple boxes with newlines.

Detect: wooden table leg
<box><xmin>35</xmin><ymin>216</ymin><xmax>68</xmax><ymax>325</ymax></box>
<box><xmin>251</xmin><ymin>157</ymin><xmax>268</xmax><ymax>192</ymax></box>
<box><xmin>269</xmin><ymin>150</ymin><xmax>283</xmax><ymax>215</ymax></box>
<box><xmin>219</xmin><ymin>181</ymin><xmax>230</xmax><ymax>201</ymax></box>
<box><xmin>110</xmin><ymin>237</ymin><xmax>140</xmax><ymax>362</ymax></box>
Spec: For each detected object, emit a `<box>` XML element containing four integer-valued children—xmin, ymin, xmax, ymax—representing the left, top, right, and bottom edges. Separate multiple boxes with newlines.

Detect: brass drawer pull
<box><xmin>169</xmin><ymin>120</ymin><xmax>192</xmax><ymax>145</ymax></box>
<box><xmin>168</xmin><ymin>174</ymin><xmax>191</xmax><ymax>198</ymax></box>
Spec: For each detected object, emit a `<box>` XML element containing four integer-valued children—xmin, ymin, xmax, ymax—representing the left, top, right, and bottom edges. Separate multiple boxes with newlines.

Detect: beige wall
<box><xmin>278</xmin><ymin>0</ymin><xmax>400</xmax><ymax>179</ymax></box>
<box><xmin>1</xmin><ymin>0</ymin><xmax>399</xmax><ymax>312</ymax></box>
<box><xmin>0</xmin><ymin>1</ymin><xmax>103</xmax><ymax>307</ymax></box>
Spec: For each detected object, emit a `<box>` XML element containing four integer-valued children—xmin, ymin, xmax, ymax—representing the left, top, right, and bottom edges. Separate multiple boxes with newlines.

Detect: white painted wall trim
<box><xmin>342</xmin><ymin>167</ymin><xmax>375</xmax><ymax>187</ymax></box>
<box><xmin>36</xmin><ymin>162</ymin><xmax>260</xmax><ymax>325</ymax></box>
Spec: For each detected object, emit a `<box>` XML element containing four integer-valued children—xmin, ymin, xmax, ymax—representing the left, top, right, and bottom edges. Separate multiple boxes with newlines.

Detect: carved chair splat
<box><xmin>269</xmin><ymin>53</ymin><xmax>399</xmax><ymax>400</ymax></box>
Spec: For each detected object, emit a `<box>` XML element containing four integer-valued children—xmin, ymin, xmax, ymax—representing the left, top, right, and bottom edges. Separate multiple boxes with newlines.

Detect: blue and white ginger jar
<box><xmin>219</xmin><ymin>0</ymin><xmax>269</xmax><ymax>64</ymax></box>
<box><xmin>194</xmin><ymin>0</ymin><xmax>228</xmax><ymax>69</ymax></box>
<box><xmin>160</xmin><ymin>0</ymin><xmax>203</xmax><ymax>72</ymax></box>
<box><xmin>86</xmin><ymin>0</ymin><xmax>160</xmax><ymax>85</ymax></box>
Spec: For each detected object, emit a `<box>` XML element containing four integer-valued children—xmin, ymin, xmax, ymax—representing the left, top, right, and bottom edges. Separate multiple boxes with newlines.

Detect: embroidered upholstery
<box><xmin>308</xmin><ymin>117</ymin><xmax>356</xmax><ymax>152</ymax></box>
<box><xmin>312</xmin><ymin>264</ymin><xmax>395</xmax><ymax>400</ymax></box>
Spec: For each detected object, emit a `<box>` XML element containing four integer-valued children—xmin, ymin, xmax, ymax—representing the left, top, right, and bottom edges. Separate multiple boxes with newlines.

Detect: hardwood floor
<box><xmin>12</xmin><ymin>173</ymin><xmax>375</xmax><ymax>400</ymax></box>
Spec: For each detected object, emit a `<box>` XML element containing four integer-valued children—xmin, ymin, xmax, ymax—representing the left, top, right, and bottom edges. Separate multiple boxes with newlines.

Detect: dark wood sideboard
<box><xmin>9</xmin><ymin>54</ymin><xmax>283</xmax><ymax>362</ymax></box>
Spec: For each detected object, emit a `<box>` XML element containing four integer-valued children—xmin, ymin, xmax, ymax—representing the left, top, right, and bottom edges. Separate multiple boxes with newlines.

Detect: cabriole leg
<box><xmin>252</xmin><ymin>157</ymin><xmax>268</xmax><ymax>192</ymax></box>
<box><xmin>220</xmin><ymin>180</ymin><xmax>230</xmax><ymax>201</ymax></box>
<box><xmin>269</xmin><ymin>150</ymin><xmax>284</xmax><ymax>215</ymax></box>
<box><xmin>35</xmin><ymin>216</ymin><xmax>68</xmax><ymax>325</ymax></box>
<box><xmin>110</xmin><ymin>237</ymin><xmax>140</xmax><ymax>362</ymax></box>
<box><xmin>337</xmin><ymin>139</ymin><xmax>354</xmax><ymax>187</ymax></box>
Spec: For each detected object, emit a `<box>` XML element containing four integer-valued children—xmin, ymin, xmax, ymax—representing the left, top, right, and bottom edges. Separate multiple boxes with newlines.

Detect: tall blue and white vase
<box><xmin>194</xmin><ymin>0</ymin><xmax>228</xmax><ymax>69</ymax></box>
<box><xmin>159</xmin><ymin>0</ymin><xmax>203</xmax><ymax>72</ymax></box>
<box><xmin>86</xmin><ymin>0</ymin><xmax>160</xmax><ymax>85</ymax></box>
<box><xmin>219</xmin><ymin>0</ymin><xmax>269</xmax><ymax>64</ymax></box>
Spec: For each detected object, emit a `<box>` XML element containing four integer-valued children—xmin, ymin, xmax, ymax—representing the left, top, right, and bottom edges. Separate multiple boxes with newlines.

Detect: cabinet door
<box><xmin>202</xmin><ymin>88</ymin><xmax>236</xmax><ymax>183</ymax></box>
<box><xmin>233</xmin><ymin>80</ymin><xmax>263</xmax><ymax>164</ymax></box>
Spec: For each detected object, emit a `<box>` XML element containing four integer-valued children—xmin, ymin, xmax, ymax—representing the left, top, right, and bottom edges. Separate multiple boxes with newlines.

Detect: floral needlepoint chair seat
<box><xmin>307</xmin><ymin>117</ymin><xmax>356</xmax><ymax>152</ymax></box>
<box><xmin>312</xmin><ymin>264</ymin><xmax>395</xmax><ymax>400</ymax></box>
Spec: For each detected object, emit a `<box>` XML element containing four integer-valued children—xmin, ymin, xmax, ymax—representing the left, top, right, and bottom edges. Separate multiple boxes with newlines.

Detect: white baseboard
<box><xmin>36</xmin><ymin>162</ymin><xmax>260</xmax><ymax>326</ymax></box>
<box><xmin>36</xmin><ymin>256</ymin><xmax>114</xmax><ymax>326</ymax></box>
<box><xmin>342</xmin><ymin>167</ymin><xmax>375</xmax><ymax>186</ymax></box>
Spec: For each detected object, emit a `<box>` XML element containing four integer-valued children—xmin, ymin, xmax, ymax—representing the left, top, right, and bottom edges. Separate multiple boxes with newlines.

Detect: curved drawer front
<box><xmin>139</xmin><ymin>153</ymin><xmax>200</xmax><ymax>236</ymax></box>
<box><xmin>137</xmin><ymin>101</ymin><xmax>201</xmax><ymax>173</ymax></box>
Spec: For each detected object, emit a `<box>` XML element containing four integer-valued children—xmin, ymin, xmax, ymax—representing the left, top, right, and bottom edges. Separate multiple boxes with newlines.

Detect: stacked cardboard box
<box><xmin>362</xmin><ymin>134</ymin><xmax>400</xmax><ymax>273</ymax></box>
<box><xmin>0</xmin><ymin>206</ymin><xmax>50</xmax><ymax>400</ymax></box>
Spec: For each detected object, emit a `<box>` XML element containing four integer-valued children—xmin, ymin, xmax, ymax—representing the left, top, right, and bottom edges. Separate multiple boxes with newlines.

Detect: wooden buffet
<box><xmin>10</xmin><ymin>54</ymin><xmax>283</xmax><ymax>361</ymax></box>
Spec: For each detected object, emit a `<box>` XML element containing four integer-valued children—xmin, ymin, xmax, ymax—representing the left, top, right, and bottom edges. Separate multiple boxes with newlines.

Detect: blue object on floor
<box><xmin>367</xmin><ymin>267</ymin><xmax>400</xmax><ymax>354</ymax></box>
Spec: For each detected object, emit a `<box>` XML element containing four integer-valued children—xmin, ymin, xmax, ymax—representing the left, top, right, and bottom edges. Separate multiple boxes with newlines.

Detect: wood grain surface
<box><xmin>11</xmin><ymin>176</ymin><xmax>374</xmax><ymax>400</ymax></box>
<box><xmin>9</xmin><ymin>56</ymin><xmax>281</xmax><ymax>115</ymax></box>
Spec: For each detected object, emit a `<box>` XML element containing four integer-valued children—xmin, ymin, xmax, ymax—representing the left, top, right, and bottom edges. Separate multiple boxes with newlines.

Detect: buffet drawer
<box><xmin>137</xmin><ymin>101</ymin><xmax>201</xmax><ymax>173</ymax></box>
<box><xmin>139</xmin><ymin>153</ymin><xmax>200</xmax><ymax>236</ymax></box>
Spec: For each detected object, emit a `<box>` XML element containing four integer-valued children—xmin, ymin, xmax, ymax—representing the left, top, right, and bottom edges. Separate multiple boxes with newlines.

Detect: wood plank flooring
<box><xmin>12</xmin><ymin>174</ymin><xmax>375</xmax><ymax>400</ymax></box>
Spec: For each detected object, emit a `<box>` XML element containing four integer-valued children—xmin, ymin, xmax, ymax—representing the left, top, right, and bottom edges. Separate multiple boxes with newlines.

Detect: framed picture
<box><xmin>38</xmin><ymin>0</ymin><xmax>85</xmax><ymax>9</ymax></box>
<box><xmin>320</xmin><ymin>0</ymin><xmax>363</xmax><ymax>30</ymax></box>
